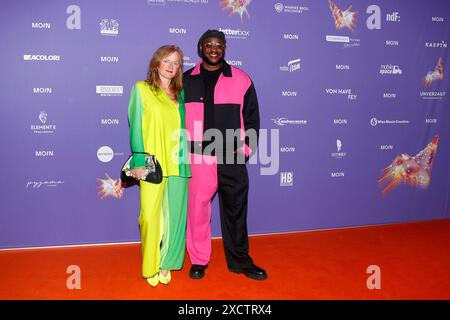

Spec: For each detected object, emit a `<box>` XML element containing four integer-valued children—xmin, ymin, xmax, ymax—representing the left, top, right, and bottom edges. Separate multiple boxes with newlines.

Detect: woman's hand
<box><xmin>130</xmin><ymin>167</ymin><xmax>149</xmax><ymax>180</ymax></box>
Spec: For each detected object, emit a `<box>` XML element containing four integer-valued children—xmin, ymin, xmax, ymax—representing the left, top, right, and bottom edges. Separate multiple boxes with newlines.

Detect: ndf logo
<box><xmin>280</xmin><ymin>172</ymin><xmax>294</xmax><ymax>186</ymax></box>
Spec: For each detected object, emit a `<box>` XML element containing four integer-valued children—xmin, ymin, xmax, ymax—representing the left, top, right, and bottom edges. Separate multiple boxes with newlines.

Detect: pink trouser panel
<box><xmin>186</xmin><ymin>153</ymin><xmax>218</xmax><ymax>265</ymax></box>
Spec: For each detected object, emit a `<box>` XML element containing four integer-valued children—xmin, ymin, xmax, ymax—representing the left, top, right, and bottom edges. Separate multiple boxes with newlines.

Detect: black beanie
<box><xmin>197</xmin><ymin>29</ymin><xmax>226</xmax><ymax>56</ymax></box>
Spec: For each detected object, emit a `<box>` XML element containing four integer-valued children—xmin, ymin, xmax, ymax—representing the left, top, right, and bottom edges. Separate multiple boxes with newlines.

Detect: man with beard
<box><xmin>183</xmin><ymin>29</ymin><xmax>267</xmax><ymax>281</ymax></box>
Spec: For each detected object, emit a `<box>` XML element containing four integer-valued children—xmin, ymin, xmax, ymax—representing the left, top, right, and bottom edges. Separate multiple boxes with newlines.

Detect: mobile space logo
<box><xmin>379</xmin><ymin>64</ymin><xmax>403</xmax><ymax>75</ymax></box>
<box><xmin>100</xmin><ymin>19</ymin><xmax>119</xmax><ymax>36</ymax></box>
<box><xmin>220</xmin><ymin>0</ymin><xmax>251</xmax><ymax>23</ymax></box>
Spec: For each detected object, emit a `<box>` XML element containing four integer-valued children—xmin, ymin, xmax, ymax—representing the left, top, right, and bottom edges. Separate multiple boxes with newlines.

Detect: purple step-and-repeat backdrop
<box><xmin>1</xmin><ymin>0</ymin><xmax>449</xmax><ymax>249</ymax></box>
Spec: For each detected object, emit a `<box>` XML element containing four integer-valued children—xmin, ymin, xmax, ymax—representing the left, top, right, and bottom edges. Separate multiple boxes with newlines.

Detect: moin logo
<box><xmin>33</xmin><ymin>87</ymin><xmax>52</xmax><ymax>94</ymax></box>
<box><xmin>32</xmin><ymin>22</ymin><xmax>51</xmax><ymax>29</ymax></box>
<box><xmin>169</xmin><ymin>27</ymin><xmax>187</xmax><ymax>34</ymax></box>
<box><xmin>100</xmin><ymin>56</ymin><xmax>119</xmax><ymax>63</ymax></box>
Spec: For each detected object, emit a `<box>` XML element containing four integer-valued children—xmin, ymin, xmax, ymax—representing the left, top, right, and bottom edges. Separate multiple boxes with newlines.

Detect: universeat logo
<box><xmin>422</xmin><ymin>57</ymin><xmax>444</xmax><ymax>87</ymax></box>
<box><xmin>378</xmin><ymin>136</ymin><xmax>439</xmax><ymax>196</ymax></box>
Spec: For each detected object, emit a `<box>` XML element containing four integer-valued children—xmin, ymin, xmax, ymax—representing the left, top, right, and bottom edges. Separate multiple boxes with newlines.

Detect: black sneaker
<box><xmin>230</xmin><ymin>264</ymin><xmax>268</xmax><ymax>280</ymax></box>
<box><xmin>189</xmin><ymin>264</ymin><xmax>207</xmax><ymax>279</ymax></box>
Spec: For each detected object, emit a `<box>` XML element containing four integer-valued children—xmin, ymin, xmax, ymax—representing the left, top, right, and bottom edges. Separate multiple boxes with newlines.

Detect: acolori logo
<box><xmin>100</xmin><ymin>19</ymin><xmax>119</xmax><ymax>36</ymax></box>
<box><xmin>23</xmin><ymin>54</ymin><xmax>60</xmax><ymax>61</ymax></box>
<box><xmin>97</xmin><ymin>146</ymin><xmax>114</xmax><ymax>163</ymax></box>
<box><xmin>426</xmin><ymin>118</ymin><xmax>438</xmax><ymax>124</ymax></box>
<box><xmin>96</xmin><ymin>85</ymin><xmax>123</xmax><ymax>96</ymax></box>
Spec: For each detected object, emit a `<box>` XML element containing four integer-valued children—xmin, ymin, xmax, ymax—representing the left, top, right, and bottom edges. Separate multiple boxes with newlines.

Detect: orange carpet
<box><xmin>1</xmin><ymin>219</ymin><xmax>450</xmax><ymax>300</ymax></box>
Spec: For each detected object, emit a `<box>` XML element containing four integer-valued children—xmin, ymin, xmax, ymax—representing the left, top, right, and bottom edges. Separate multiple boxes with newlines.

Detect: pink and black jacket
<box><xmin>183</xmin><ymin>61</ymin><xmax>260</xmax><ymax>162</ymax></box>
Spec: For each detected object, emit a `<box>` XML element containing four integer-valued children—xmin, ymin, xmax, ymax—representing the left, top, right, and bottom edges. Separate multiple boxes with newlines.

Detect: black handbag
<box><xmin>120</xmin><ymin>152</ymin><xmax>163</xmax><ymax>188</ymax></box>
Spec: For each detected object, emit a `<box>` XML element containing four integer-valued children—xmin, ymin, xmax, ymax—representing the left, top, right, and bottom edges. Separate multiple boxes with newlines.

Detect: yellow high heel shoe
<box><xmin>146</xmin><ymin>274</ymin><xmax>159</xmax><ymax>287</ymax></box>
<box><xmin>159</xmin><ymin>270</ymin><xmax>171</xmax><ymax>285</ymax></box>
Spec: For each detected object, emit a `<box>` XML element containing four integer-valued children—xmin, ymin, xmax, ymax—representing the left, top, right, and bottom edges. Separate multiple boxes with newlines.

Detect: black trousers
<box><xmin>217</xmin><ymin>163</ymin><xmax>254</xmax><ymax>270</ymax></box>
